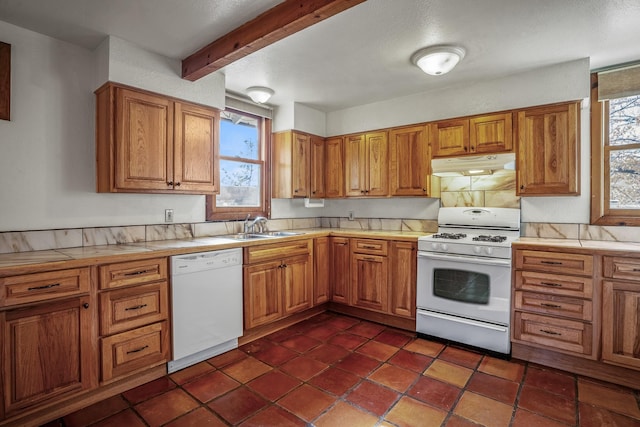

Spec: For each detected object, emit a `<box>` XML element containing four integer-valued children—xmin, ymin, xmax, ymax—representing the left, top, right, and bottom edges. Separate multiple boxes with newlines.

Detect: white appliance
<box><xmin>416</xmin><ymin>207</ymin><xmax>520</xmax><ymax>355</ymax></box>
<box><xmin>431</xmin><ymin>152</ymin><xmax>516</xmax><ymax>176</ymax></box>
<box><xmin>168</xmin><ymin>248</ymin><xmax>243</xmax><ymax>373</ymax></box>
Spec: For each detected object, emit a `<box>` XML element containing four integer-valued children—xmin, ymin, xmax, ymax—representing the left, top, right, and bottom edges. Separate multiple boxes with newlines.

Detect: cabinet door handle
<box><xmin>83</xmin><ymin>303</ymin><xmax>90</xmax><ymax>309</ymax></box>
<box><xmin>539</xmin><ymin>329</ymin><xmax>561</xmax><ymax>336</ymax></box>
<box><xmin>362</xmin><ymin>245</ymin><xmax>376</xmax><ymax>249</ymax></box>
<box><xmin>123</xmin><ymin>269</ymin><xmax>154</xmax><ymax>277</ymax></box>
<box><xmin>126</xmin><ymin>345</ymin><xmax>149</xmax><ymax>354</ymax></box>
<box><xmin>520</xmin><ymin>185</ymin><xmax>525</xmax><ymax>190</ymax></box>
<box><xmin>125</xmin><ymin>304</ymin><xmax>148</xmax><ymax>311</ymax></box>
<box><xmin>540</xmin><ymin>261</ymin><xmax>562</xmax><ymax>265</ymax></box>
<box><xmin>540</xmin><ymin>303</ymin><xmax>562</xmax><ymax>309</ymax></box>
<box><xmin>633</xmin><ymin>268</ymin><xmax>640</xmax><ymax>272</ymax></box>
<box><xmin>337</xmin><ymin>242</ymin><xmax>348</xmax><ymax>246</ymax></box>
<box><xmin>167</xmin><ymin>181</ymin><xmax>173</xmax><ymax>186</ymax></box>
<box><xmin>540</xmin><ymin>282</ymin><xmax>562</xmax><ymax>287</ymax></box>
<box><xmin>27</xmin><ymin>283</ymin><xmax>60</xmax><ymax>291</ymax></box>
<box><xmin>175</xmin><ymin>182</ymin><xmax>181</xmax><ymax>187</ymax></box>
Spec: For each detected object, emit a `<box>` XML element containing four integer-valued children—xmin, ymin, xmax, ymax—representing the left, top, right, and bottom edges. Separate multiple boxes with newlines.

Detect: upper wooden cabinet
<box><xmin>344</xmin><ymin>131</ymin><xmax>388</xmax><ymax>197</ymax></box>
<box><xmin>310</xmin><ymin>135</ymin><xmax>326</xmax><ymax>198</ymax></box>
<box><xmin>432</xmin><ymin>113</ymin><xmax>513</xmax><ymax>157</ymax></box>
<box><xmin>516</xmin><ymin>101</ymin><xmax>580</xmax><ymax>196</ymax></box>
<box><xmin>324</xmin><ymin>136</ymin><xmax>344</xmax><ymax>198</ymax></box>
<box><xmin>273</xmin><ymin>130</ymin><xmax>322</xmax><ymax>198</ymax></box>
<box><xmin>95</xmin><ymin>83</ymin><xmax>219</xmax><ymax>194</ymax></box>
<box><xmin>389</xmin><ymin>125</ymin><xmax>430</xmax><ymax>196</ymax></box>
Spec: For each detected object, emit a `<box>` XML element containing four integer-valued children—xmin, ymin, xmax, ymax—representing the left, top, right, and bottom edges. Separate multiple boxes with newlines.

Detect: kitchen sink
<box><xmin>259</xmin><ymin>231</ymin><xmax>303</xmax><ymax>237</ymax></box>
<box><xmin>223</xmin><ymin>233</ymin><xmax>273</xmax><ymax>240</ymax></box>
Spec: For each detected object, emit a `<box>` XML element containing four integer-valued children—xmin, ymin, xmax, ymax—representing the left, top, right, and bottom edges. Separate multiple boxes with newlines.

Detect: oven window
<box><xmin>433</xmin><ymin>268</ymin><xmax>489</xmax><ymax>304</ymax></box>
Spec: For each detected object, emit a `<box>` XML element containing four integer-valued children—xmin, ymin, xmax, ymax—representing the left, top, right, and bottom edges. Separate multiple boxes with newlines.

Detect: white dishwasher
<box><xmin>168</xmin><ymin>248</ymin><xmax>243</xmax><ymax>373</ymax></box>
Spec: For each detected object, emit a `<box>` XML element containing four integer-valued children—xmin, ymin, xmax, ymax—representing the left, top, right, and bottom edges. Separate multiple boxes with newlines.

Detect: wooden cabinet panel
<box><xmin>324</xmin><ymin>137</ymin><xmax>344</xmax><ymax>198</ymax></box>
<box><xmin>389</xmin><ymin>241</ymin><xmax>416</xmax><ymax>318</ymax></box>
<box><xmin>366</xmin><ymin>132</ymin><xmax>388</xmax><ymax>196</ymax></box>
<box><xmin>99</xmin><ymin>257</ymin><xmax>168</xmax><ymax>290</ymax></box>
<box><xmin>514</xmin><ymin>291</ymin><xmax>592</xmax><ymax>321</ymax></box>
<box><xmin>389</xmin><ymin>125</ymin><xmax>429</xmax><ymax>196</ymax></box>
<box><xmin>603</xmin><ymin>256</ymin><xmax>640</xmax><ymax>282</ymax></box>
<box><xmin>602</xmin><ymin>280</ymin><xmax>640</xmax><ymax>370</ymax></box>
<box><xmin>470</xmin><ymin>113</ymin><xmax>513</xmax><ymax>153</ymax></box>
<box><xmin>310</xmin><ymin>135</ymin><xmax>325</xmax><ymax>198</ymax></box>
<box><xmin>100</xmin><ymin>282</ymin><xmax>169</xmax><ymax>335</ymax></box>
<box><xmin>515</xmin><ymin>270</ymin><xmax>593</xmax><ymax>299</ymax></box>
<box><xmin>352</xmin><ymin>239</ymin><xmax>388</xmax><ymax>256</ymax></box>
<box><xmin>516</xmin><ymin>102</ymin><xmax>580</xmax><ymax>196</ymax></box>
<box><xmin>515</xmin><ymin>250</ymin><xmax>593</xmax><ymax>276</ymax></box>
<box><xmin>351</xmin><ymin>253</ymin><xmax>388</xmax><ymax>312</ymax></box>
<box><xmin>314</xmin><ymin>237</ymin><xmax>330</xmax><ymax>305</ymax></box>
<box><xmin>330</xmin><ymin>237</ymin><xmax>350</xmax><ymax>304</ymax></box>
<box><xmin>513</xmin><ymin>311</ymin><xmax>592</xmax><ymax>355</ymax></box>
<box><xmin>344</xmin><ymin>134</ymin><xmax>367</xmax><ymax>196</ymax></box>
<box><xmin>244</xmin><ymin>240</ymin><xmax>312</xmax><ymax>264</ymax></box>
<box><xmin>432</xmin><ymin>119</ymin><xmax>469</xmax><ymax>157</ymax></box>
<box><xmin>0</xmin><ymin>268</ymin><xmax>90</xmax><ymax>307</ymax></box>
<box><xmin>283</xmin><ymin>254</ymin><xmax>312</xmax><ymax>315</ymax></box>
<box><xmin>291</xmin><ymin>132</ymin><xmax>311</xmax><ymax>197</ymax></box>
<box><xmin>243</xmin><ymin>261</ymin><xmax>283</xmax><ymax>329</ymax></box>
<box><xmin>344</xmin><ymin>132</ymin><xmax>388</xmax><ymax>196</ymax></box>
<box><xmin>272</xmin><ymin>130</ymin><xmax>313</xmax><ymax>198</ymax></box>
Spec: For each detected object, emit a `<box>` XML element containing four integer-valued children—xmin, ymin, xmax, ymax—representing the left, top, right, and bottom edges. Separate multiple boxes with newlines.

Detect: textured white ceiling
<box><xmin>1</xmin><ymin>0</ymin><xmax>640</xmax><ymax>112</ymax></box>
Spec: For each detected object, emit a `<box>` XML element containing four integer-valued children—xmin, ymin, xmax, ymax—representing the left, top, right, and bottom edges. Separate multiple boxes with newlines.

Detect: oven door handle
<box><xmin>417</xmin><ymin>251</ymin><xmax>512</xmax><ymax>267</ymax></box>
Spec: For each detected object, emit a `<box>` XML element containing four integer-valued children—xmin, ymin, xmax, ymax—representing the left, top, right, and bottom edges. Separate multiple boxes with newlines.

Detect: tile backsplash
<box><xmin>438</xmin><ymin>170</ymin><xmax>520</xmax><ymax>208</ymax></box>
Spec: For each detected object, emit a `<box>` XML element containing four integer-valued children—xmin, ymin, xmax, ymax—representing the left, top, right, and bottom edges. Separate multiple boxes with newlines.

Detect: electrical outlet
<box><xmin>348</xmin><ymin>211</ymin><xmax>355</xmax><ymax>221</ymax></box>
<box><xmin>165</xmin><ymin>209</ymin><xmax>174</xmax><ymax>223</ymax></box>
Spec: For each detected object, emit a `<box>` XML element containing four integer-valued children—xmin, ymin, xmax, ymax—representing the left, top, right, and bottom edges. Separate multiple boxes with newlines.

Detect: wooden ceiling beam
<box><xmin>181</xmin><ymin>0</ymin><xmax>366</xmax><ymax>81</ymax></box>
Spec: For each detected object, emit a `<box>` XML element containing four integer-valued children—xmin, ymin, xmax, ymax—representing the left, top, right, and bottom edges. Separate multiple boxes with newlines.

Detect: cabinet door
<box><xmin>470</xmin><ymin>113</ymin><xmax>513</xmax><ymax>154</ymax></box>
<box><xmin>310</xmin><ymin>135</ymin><xmax>326</xmax><ymax>198</ymax></box>
<box><xmin>314</xmin><ymin>237</ymin><xmax>330</xmax><ymax>305</ymax></box>
<box><xmin>324</xmin><ymin>137</ymin><xmax>344</xmax><ymax>198</ymax></box>
<box><xmin>352</xmin><ymin>253</ymin><xmax>388</xmax><ymax>312</ymax></box>
<box><xmin>389</xmin><ymin>241</ymin><xmax>416</xmax><ymax>318</ymax></box>
<box><xmin>516</xmin><ymin>102</ymin><xmax>580</xmax><ymax>195</ymax></box>
<box><xmin>115</xmin><ymin>88</ymin><xmax>174</xmax><ymax>191</ymax></box>
<box><xmin>602</xmin><ymin>280</ymin><xmax>640</xmax><ymax>369</ymax></box>
<box><xmin>344</xmin><ymin>134</ymin><xmax>367</xmax><ymax>196</ymax></box>
<box><xmin>173</xmin><ymin>102</ymin><xmax>219</xmax><ymax>193</ymax></box>
<box><xmin>366</xmin><ymin>132</ymin><xmax>389</xmax><ymax>196</ymax></box>
<box><xmin>389</xmin><ymin>126</ymin><xmax>429</xmax><ymax>196</ymax></box>
<box><xmin>2</xmin><ymin>296</ymin><xmax>96</xmax><ymax>415</ymax></box>
<box><xmin>291</xmin><ymin>132</ymin><xmax>310</xmax><ymax>198</ymax></box>
<box><xmin>433</xmin><ymin>119</ymin><xmax>469</xmax><ymax>157</ymax></box>
<box><xmin>283</xmin><ymin>254</ymin><xmax>313</xmax><ymax>315</ymax></box>
<box><xmin>243</xmin><ymin>261</ymin><xmax>283</xmax><ymax>329</ymax></box>
<box><xmin>330</xmin><ymin>237</ymin><xmax>351</xmax><ymax>304</ymax></box>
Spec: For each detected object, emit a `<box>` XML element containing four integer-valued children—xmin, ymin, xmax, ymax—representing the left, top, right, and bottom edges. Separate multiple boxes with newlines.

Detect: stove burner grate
<box><xmin>472</xmin><ymin>235</ymin><xmax>508</xmax><ymax>243</ymax></box>
<box><xmin>432</xmin><ymin>233</ymin><xmax>467</xmax><ymax>240</ymax></box>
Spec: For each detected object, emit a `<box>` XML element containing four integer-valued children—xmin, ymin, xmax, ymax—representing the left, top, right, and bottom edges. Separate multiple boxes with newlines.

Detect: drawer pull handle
<box><xmin>28</xmin><ymin>283</ymin><xmax>60</xmax><ymax>291</ymax></box>
<box><xmin>633</xmin><ymin>268</ymin><xmax>640</xmax><ymax>272</ymax></box>
<box><xmin>126</xmin><ymin>345</ymin><xmax>149</xmax><ymax>354</ymax></box>
<box><xmin>363</xmin><ymin>257</ymin><xmax>376</xmax><ymax>261</ymax></box>
<box><xmin>540</xmin><ymin>303</ymin><xmax>562</xmax><ymax>309</ymax></box>
<box><xmin>540</xmin><ymin>261</ymin><xmax>562</xmax><ymax>265</ymax></box>
<box><xmin>362</xmin><ymin>245</ymin><xmax>377</xmax><ymax>249</ymax></box>
<box><xmin>124</xmin><ymin>269</ymin><xmax>154</xmax><ymax>277</ymax></box>
<box><xmin>539</xmin><ymin>329</ymin><xmax>561</xmax><ymax>336</ymax></box>
<box><xmin>125</xmin><ymin>304</ymin><xmax>148</xmax><ymax>311</ymax></box>
<box><xmin>540</xmin><ymin>282</ymin><xmax>562</xmax><ymax>287</ymax></box>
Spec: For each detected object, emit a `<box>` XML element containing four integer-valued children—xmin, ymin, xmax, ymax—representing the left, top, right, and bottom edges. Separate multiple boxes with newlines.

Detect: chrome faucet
<box><xmin>244</xmin><ymin>215</ymin><xmax>268</xmax><ymax>234</ymax></box>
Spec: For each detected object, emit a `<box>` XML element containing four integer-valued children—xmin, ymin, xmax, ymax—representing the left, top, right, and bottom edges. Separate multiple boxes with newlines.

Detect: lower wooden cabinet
<box><xmin>330</xmin><ymin>237</ymin><xmax>351</xmax><ymax>304</ymax></box>
<box><xmin>313</xmin><ymin>237</ymin><xmax>330</xmax><ymax>305</ymax></box>
<box><xmin>389</xmin><ymin>241</ymin><xmax>416</xmax><ymax>318</ymax></box>
<box><xmin>352</xmin><ymin>251</ymin><xmax>389</xmax><ymax>312</ymax></box>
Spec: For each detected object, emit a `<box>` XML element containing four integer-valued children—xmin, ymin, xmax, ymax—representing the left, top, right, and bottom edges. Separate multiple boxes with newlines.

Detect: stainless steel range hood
<box><xmin>431</xmin><ymin>152</ymin><xmax>516</xmax><ymax>176</ymax></box>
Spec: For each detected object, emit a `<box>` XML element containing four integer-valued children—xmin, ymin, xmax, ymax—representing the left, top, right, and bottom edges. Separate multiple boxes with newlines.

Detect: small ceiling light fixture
<box><xmin>411</xmin><ymin>45</ymin><xmax>466</xmax><ymax>76</ymax></box>
<box><xmin>246</xmin><ymin>86</ymin><xmax>274</xmax><ymax>104</ymax></box>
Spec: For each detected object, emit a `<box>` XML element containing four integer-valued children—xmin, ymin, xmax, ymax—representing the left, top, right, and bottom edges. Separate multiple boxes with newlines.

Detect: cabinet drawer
<box><xmin>352</xmin><ymin>239</ymin><xmax>388</xmax><ymax>255</ymax></box>
<box><xmin>99</xmin><ymin>257</ymin><xmax>168</xmax><ymax>289</ymax></box>
<box><xmin>100</xmin><ymin>281</ymin><xmax>169</xmax><ymax>335</ymax></box>
<box><xmin>514</xmin><ymin>291</ymin><xmax>592</xmax><ymax>321</ymax></box>
<box><xmin>515</xmin><ymin>250</ymin><xmax>593</xmax><ymax>276</ymax></box>
<box><xmin>515</xmin><ymin>271</ymin><xmax>593</xmax><ymax>299</ymax></box>
<box><xmin>101</xmin><ymin>321</ymin><xmax>169</xmax><ymax>382</ymax></box>
<box><xmin>513</xmin><ymin>311</ymin><xmax>592</xmax><ymax>356</ymax></box>
<box><xmin>245</xmin><ymin>240</ymin><xmax>311</xmax><ymax>264</ymax></box>
<box><xmin>0</xmin><ymin>268</ymin><xmax>90</xmax><ymax>307</ymax></box>
<box><xmin>603</xmin><ymin>256</ymin><xmax>640</xmax><ymax>282</ymax></box>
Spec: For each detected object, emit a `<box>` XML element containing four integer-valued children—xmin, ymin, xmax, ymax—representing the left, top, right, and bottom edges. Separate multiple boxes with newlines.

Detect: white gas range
<box><xmin>416</xmin><ymin>207</ymin><xmax>520</xmax><ymax>355</ymax></box>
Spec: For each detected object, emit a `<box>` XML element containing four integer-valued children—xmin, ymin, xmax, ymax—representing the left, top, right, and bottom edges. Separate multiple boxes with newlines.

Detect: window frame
<box><xmin>590</xmin><ymin>72</ymin><xmax>640</xmax><ymax>226</ymax></box>
<box><xmin>206</xmin><ymin>109</ymin><xmax>271</xmax><ymax>221</ymax></box>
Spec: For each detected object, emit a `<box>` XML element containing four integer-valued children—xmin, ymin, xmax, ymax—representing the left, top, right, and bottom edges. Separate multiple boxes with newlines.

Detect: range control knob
<box><xmin>473</xmin><ymin>246</ymin><xmax>482</xmax><ymax>254</ymax></box>
<box><xmin>441</xmin><ymin>243</ymin><xmax>449</xmax><ymax>251</ymax></box>
<box><xmin>430</xmin><ymin>242</ymin><xmax>441</xmax><ymax>251</ymax></box>
<box><xmin>485</xmin><ymin>247</ymin><xmax>494</xmax><ymax>255</ymax></box>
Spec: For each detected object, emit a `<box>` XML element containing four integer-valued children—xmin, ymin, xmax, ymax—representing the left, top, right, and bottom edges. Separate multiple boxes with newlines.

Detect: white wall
<box><xmin>273</xmin><ymin>101</ymin><xmax>326</xmax><ymax>136</ymax></box>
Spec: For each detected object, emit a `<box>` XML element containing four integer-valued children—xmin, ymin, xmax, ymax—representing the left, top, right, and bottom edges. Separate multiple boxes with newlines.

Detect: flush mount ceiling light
<box><xmin>411</xmin><ymin>45</ymin><xmax>466</xmax><ymax>76</ymax></box>
<box><xmin>246</xmin><ymin>86</ymin><xmax>274</xmax><ymax>104</ymax></box>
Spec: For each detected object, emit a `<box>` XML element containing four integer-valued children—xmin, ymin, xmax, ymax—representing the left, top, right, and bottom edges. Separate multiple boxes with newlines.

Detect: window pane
<box><xmin>220</xmin><ymin>112</ymin><xmax>259</xmax><ymax>159</ymax></box>
<box><xmin>609</xmin><ymin>95</ymin><xmax>640</xmax><ymax>147</ymax></box>
<box><xmin>610</xmin><ymin>148</ymin><xmax>640</xmax><ymax>209</ymax></box>
<box><xmin>216</xmin><ymin>160</ymin><xmax>261</xmax><ymax>207</ymax></box>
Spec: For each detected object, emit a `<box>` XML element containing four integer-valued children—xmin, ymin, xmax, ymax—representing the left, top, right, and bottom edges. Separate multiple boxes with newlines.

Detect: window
<box><xmin>206</xmin><ymin>108</ymin><xmax>271</xmax><ymax>220</ymax></box>
<box><xmin>591</xmin><ymin>68</ymin><xmax>640</xmax><ymax>225</ymax></box>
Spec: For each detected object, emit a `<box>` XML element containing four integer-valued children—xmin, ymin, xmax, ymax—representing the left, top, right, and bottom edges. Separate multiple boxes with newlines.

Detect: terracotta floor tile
<box><xmin>247</xmin><ymin>370</ymin><xmax>301</xmax><ymax>401</ymax></box>
<box><xmin>169</xmin><ymin>362</ymin><xmax>215</xmax><ymax>385</ymax></box>
<box><xmin>348</xmin><ymin>320</ymin><xmax>386</xmax><ymax>338</ymax></box>
<box><xmin>579</xmin><ymin>402</ymin><xmax>640</xmax><ymax>427</ymax></box>
<box><xmin>89</xmin><ymin>408</ymin><xmax>146</xmax><ymax>427</ymax></box>
<box><xmin>407</xmin><ymin>376</ymin><xmax>462</xmax><ymax>411</ymax></box>
<box><xmin>374</xmin><ymin>329</ymin><xmax>413</xmax><ymax>347</ymax></box>
<box><xmin>445</xmin><ymin>414</ymin><xmax>485</xmax><ymax>427</ymax></box>
<box><xmin>388</xmin><ymin>349</ymin><xmax>433</xmax><ymax>372</ymax></box>
<box><xmin>280</xmin><ymin>334</ymin><xmax>322</xmax><ymax>353</ymax></box>
<box><xmin>518</xmin><ymin>384</ymin><xmax>577</xmax><ymax>425</ymax></box>
<box><xmin>309</xmin><ymin>366</ymin><xmax>361</xmax><ymax>396</ymax></box>
<box><xmin>346</xmin><ymin>380</ymin><xmax>400</xmax><ymax>416</ymax></box>
<box><xmin>207</xmin><ymin>387</ymin><xmax>268</xmax><ymax>425</ymax></box>
<box><xmin>453</xmin><ymin>391</ymin><xmax>513</xmax><ymax>427</ymax></box>
<box><xmin>239</xmin><ymin>337</ymin><xmax>274</xmax><ymax>355</ymax></box>
<box><xmin>265</xmin><ymin>327</ymin><xmax>300</xmax><ymax>343</ymax></box>
<box><xmin>325</xmin><ymin>316</ymin><xmax>361</xmax><ymax>330</ymax></box>
<box><xmin>478</xmin><ymin>355</ymin><xmax>525</xmax><ymax>382</ymax></box>
<box><xmin>122</xmin><ymin>376</ymin><xmax>177</xmax><ymax>404</ymax></box>
<box><xmin>207</xmin><ymin>348</ymin><xmax>247</xmax><ymax>368</ymax></box>
<box><xmin>385</xmin><ymin>396</ymin><xmax>448</xmax><ymax>427</ymax></box>
<box><xmin>335</xmin><ymin>352</ymin><xmax>381</xmax><ymax>377</ymax></box>
<box><xmin>314</xmin><ymin>401</ymin><xmax>380</xmax><ymax>427</ymax></box>
<box><xmin>424</xmin><ymin>359</ymin><xmax>473</xmax><ymax>388</ymax></box>
<box><xmin>578</xmin><ymin>379</ymin><xmax>640</xmax><ymax>419</ymax></box>
<box><xmin>438</xmin><ymin>346</ymin><xmax>483</xmax><ymax>369</ymax></box>
<box><xmin>466</xmin><ymin>371</ymin><xmax>520</xmax><ymax>405</ymax></box>
<box><xmin>222</xmin><ymin>356</ymin><xmax>272</xmax><ymax>383</ymax></box>
<box><xmin>525</xmin><ymin>365</ymin><xmax>576</xmax><ymax>399</ymax></box>
<box><xmin>135</xmin><ymin>388</ymin><xmax>200</xmax><ymax>427</ymax></box>
<box><xmin>63</xmin><ymin>395</ymin><xmax>129</xmax><ymax>427</ymax></box>
<box><xmin>368</xmin><ymin>363</ymin><xmax>419</xmax><ymax>393</ymax></box>
<box><xmin>328</xmin><ymin>332</ymin><xmax>368</xmax><ymax>350</ymax></box>
<box><xmin>163</xmin><ymin>407</ymin><xmax>227</xmax><ymax>427</ymax></box>
<box><xmin>306</xmin><ymin>343</ymin><xmax>350</xmax><ymax>364</ymax></box>
<box><xmin>280</xmin><ymin>355</ymin><xmax>329</xmax><ymax>381</ymax></box>
<box><xmin>252</xmin><ymin>344</ymin><xmax>298</xmax><ymax>366</ymax></box>
<box><xmin>277</xmin><ymin>384</ymin><xmax>335</xmax><ymax>422</ymax></box>
<box><xmin>239</xmin><ymin>405</ymin><xmax>306</xmax><ymax>427</ymax></box>
<box><xmin>512</xmin><ymin>408</ymin><xmax>571</xmax><ymax>427</ymax></box>
<box><xmin>306</xmin><ymin>324</ymin><xmax>342</xmax><ymax>340</ymax></box>
<box><xmin>404</xmin><ymin>338</ymin><xmax>445</xmax><ymax>357</ymax></box>
<box><xmin>181</xmin><ymin>370</ymin><xmax>240</xmax><ymax>403</ymax></box>
<box><xmin>356</xmin><ymin>340</ymin><xmax>400</xmax><ymax>361</ymax></box>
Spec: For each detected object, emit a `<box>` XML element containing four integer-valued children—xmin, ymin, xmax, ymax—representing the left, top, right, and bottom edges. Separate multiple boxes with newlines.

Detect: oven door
<box><xmin>417</xmin><ymin>251</ymin><xmax>512</xmax><ymax>325</ymax></box>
